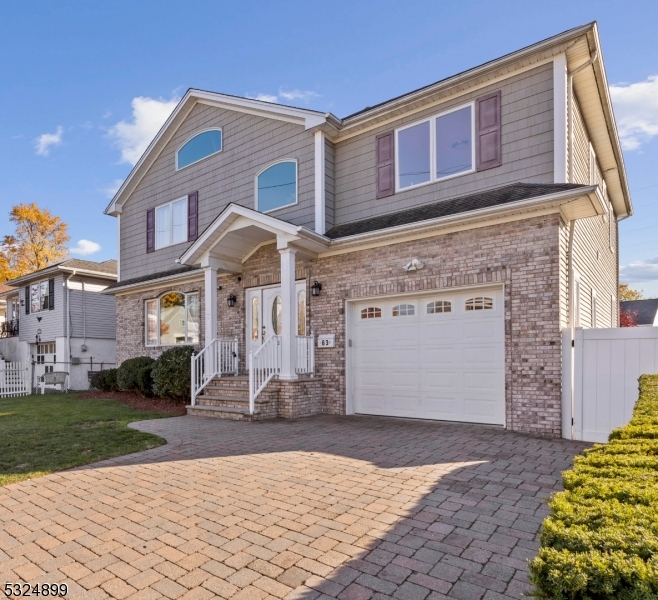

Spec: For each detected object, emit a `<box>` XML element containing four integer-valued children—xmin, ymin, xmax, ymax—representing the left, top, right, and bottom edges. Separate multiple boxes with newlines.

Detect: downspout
<box><xmin>82</xmin><ymin>281</ymin><xmax>86</xmax><ymax>349</ymax></box>
<box><xmin>567</xmin><ymin>50</ymin><xmax>598</xmax><ymax>183</ymax></box>
<box><xmin>567</xmin><ymin>220</ymin><xmax>576</xmax><ymax>439</ymax></box>
<box><xmin>65</xmin><ymin>270</ymin><xmax>76</xmax><ymax>371</ymax></box>
<box><xmin>566</xmin><ymin>49</ymin><xmax>597</xmax><ymax>439</ymax></box>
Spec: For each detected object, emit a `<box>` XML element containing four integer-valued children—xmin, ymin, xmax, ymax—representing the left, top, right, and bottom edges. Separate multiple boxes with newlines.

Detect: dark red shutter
<box><xmin>25</xmin><ymin>286</ymin><xmax>30</xmax><ymax>314</ymax></box>
<box><xmin>476</xmin><ymin>90</ymin><xmax>502</xmax><ymax>171</ymax></box>
<box><xmin>376</xmin><ymin>131</ymin><xmax>395</xmax><ymax>198</ymax></box>
<box><xmin>146</xmin><ymin>208</ymin><xmax>155</xmax><ymax>253</ymax></box>
<box><xmin>188</xmin><ymin>191</ymin><xmax>198</xmax><ymax>242</ymax></box>
<box><xmin>48</xmin><ymin>278</ymin><xmax>55</xmax><ymax>310</ymax></box>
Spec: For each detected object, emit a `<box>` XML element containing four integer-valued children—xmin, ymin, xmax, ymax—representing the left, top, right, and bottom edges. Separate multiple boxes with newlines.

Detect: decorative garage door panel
<box><xmin>352</xmin><ymin>288</ymin><xmax>505</xmax><ymax>425</ymax></box>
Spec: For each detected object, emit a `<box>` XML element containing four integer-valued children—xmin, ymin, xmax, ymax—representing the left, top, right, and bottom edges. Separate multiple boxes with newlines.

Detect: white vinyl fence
<box><xmin>0</xmin><ymin>361</ymin><xmax>30</xmax><ymax>398</ymax></box>
<box><xmin>563</xmin><ymin>327</ymin><xmax>658</xmax><ymax>442</ymax></box>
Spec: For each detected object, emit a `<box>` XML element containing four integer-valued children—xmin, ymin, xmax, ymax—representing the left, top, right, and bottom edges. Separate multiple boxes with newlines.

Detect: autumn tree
<box><xmin>0</xmin><ymin>203</ymin><xmax>69</xmax><ymax>281</ymax></box>
<box><xmin>620</xmin><ymin>310</ymin><xmax>639</xmax><ymax>327</ymax></box>
<box><xmin>619</xmin><ymin>284</ymin><xmax>644</xmax><ymax>301</ymax></box>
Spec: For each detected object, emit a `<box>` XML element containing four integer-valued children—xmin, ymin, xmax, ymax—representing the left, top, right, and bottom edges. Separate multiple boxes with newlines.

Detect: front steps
<box><xmin>186</xmin><ymin>375</ymin><xmax>278</xmax><ymax>421</ymax></box>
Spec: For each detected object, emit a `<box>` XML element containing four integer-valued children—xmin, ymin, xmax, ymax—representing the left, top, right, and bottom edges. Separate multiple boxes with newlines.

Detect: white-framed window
<box><xmin>392</xmin><ymin>304</ymin><xmax>415</xmax><ymax>317</ymax></box>
<box><xmin>427</xmin><ymin>300</ymin><xmax>452</xmax><ymax>314</ymax></box>
<box><xmin>145</xmin><ymin>291</ymin><xmax>200</xmax><ymax>346</ymax></box>
<box><xmin>465</xmin><ymin>297</ymin><xmax>493</xmax><ymax>311</ymax></box>
<box><xmin>176</xmin><ymin>128</ymin><xmax>222</xmax><ymax>170</ymax></box>
<box><xmin>574</xmin><ymin>273</ymin><xmax>581</xmax><ymax>328</ymax></box>
<box><xmin>30</xmin><ymin>280</ymin><xmax>50</xmax><ymax>313</ymax></box>
<box><xmin>155</xmin><ymin>197</ymin><xmax>187</xmax><ymax>249</ymax></box>
<box><xmin>256</xmin><ymin>160</ymin><xmax>298</xmax><ymax>213</ymax></box>
<box><xmin>36</xmin><ymin>343</ymin><xmax>55</xmax><ymax>365</ymax></box>
<box><xmin>591</xmin><ymin>289</ymin><xmax>598</xmax><ymax>329</ymax></box>
<box><xmin>360</xmin><ymin>307</ymin><xmax>382</xmax><ymax>319</ymax></box>
<box><xmin>396</xmin><ymin>103</ymin><xmax>475</xmax><ymax>192</ymax></box>
<box><xmin>272</xmin><ymin>295</ymin><xmax>282</xmax><ymax>335</ymax></box>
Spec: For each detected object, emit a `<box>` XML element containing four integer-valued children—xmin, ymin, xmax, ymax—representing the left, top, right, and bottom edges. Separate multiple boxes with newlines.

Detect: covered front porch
<box><xmin>179</xmin><ymin>204</ymin><xmax>330</xmax><ymax>418</ymax></box>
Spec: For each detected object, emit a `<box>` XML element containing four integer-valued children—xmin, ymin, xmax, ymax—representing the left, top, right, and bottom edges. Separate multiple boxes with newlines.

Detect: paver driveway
<box><xmin>0</xmin><ymin>415</ymin><xmax>588</xmax><ymax>600</ymax></box>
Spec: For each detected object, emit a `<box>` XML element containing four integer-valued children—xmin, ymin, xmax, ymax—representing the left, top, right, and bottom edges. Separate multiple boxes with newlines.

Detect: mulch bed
<box><xmin>77</xmin><ymin>391</ymin><xmax>187</xmax><ymax>415</ymax></box>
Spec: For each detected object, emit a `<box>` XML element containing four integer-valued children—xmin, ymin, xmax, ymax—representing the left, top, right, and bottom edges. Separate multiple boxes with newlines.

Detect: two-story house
<box><xmin>104</xmin><ymin>22</ymin><xmax>631</xmax><ymax>437</ymax></box>
<box><xmin>0</xmin><ymin>259</ymin><xmax>118</xmax><ymax>390</ymax></box>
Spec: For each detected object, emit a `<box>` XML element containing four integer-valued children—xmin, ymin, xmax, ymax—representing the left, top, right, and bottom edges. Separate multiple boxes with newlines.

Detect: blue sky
<box><xmin>1</xmin><ymin>1</ymin><xmax>658</xmax><ymax>295</ymax></box>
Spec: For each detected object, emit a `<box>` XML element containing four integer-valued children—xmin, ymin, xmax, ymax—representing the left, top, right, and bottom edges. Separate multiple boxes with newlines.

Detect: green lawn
<box><xmin>0</xmin><ymin>394</ymin><xmax>172</xmax><ymax>487</ymax></box>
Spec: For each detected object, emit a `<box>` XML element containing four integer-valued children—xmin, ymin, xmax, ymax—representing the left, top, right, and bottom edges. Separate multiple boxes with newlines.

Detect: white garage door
<box><xmin>350</xmin><ymin>287</ymin><xmax>505</xmax><ymax>425</ymax></box>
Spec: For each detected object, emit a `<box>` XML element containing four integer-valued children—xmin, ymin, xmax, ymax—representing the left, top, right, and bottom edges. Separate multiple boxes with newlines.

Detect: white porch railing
<box><xmin>191</xmin><ymin>337</ymin><xmax>238</xmax><ymax>405</ymax></box>
<box><xmin>0</xmin><ymin>360</ymin><xmax>30</xmax><ymax>398</ymax></box>
<box><xmin>296</xmin><ymin>333</ymin><xmax>315</xmax><ymax>375</ymax></box>
<box><xmin>249</xmin><ymin>335</ymin><xmax>281</xmax><ymax>414</ymax></box>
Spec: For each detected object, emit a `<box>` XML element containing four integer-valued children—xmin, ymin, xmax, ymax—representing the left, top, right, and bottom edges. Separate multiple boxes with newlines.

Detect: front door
<box><xmin>246</xmin><ymin>282</ymin><xmax>306</xmax><ymax>360</ymax></box>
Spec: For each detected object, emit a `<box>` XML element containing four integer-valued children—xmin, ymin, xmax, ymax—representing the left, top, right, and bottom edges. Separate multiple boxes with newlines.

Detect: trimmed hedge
<box><xmin>152</xmin><ymin>346</ymin><xmax>195</xmax><ymax>402</ymax></box>
<box><xmin>530</xmin><ymin>374</ymin><xmax>658</xmax><ymax>599</ymax></box>
<box><xmin>117</xmin><ymin>356</ymin><xmax>155</xmax><ymax>393</ymax></box>
<box><xmin>89</xmin><ymin>368</ymin><xmax>119</xmax><ymax>392</ymax></box>
<box><xmin>137</xmin><ymin>364</ymin><xmax>154</xmax><ymax>397</ymax></box>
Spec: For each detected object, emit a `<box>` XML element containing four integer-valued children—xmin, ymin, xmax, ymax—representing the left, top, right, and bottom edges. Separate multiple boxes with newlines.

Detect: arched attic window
<box><xmin>176</xmin><ymin>129</ymin><xmax>222</xmax><ymax>170</ymax></box>
<box><xmin>256</xmin><ymin>160</ymin><xmax>297</xmax><ymax>213</ymax></box>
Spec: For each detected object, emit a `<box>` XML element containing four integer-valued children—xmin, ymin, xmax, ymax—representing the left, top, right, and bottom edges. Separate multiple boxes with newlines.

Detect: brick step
<box><xmin>186</xmin><ymin>405</ymin><xmax>258</xmax><ymax>421</ymax></box>
<box><xmin>195</xmin><ymin>395</ymin><xmax>272</xmax><ymax>408</ymax></box>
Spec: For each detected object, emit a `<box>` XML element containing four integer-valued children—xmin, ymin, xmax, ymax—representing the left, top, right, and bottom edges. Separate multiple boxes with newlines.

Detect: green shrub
<box><xmin>89</xmin><ymin>368</ymin><xmax>118</xmax><ymax>392</ymax></box>
<box><xmin>117</xmin><ymin>356</ymin><xmax>155</xmax><ymax>392</ymax></box>
<box><xmin>136</xmin><ymin>364</ymin><xmax>154</xmax><ymax>397</ymax></box>
<box><xmin>151</xmin><ymin>346</ymin><xmax>195</xmax><ymax>402</ymax></box>
<box><xmin>530</xmin><ymin>374</ymin><xmax>658</xmax><ymax>599</ymax></box>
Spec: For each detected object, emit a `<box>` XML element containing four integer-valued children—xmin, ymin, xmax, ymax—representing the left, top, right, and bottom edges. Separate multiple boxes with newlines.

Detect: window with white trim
<box><xmin>176</xmin><ymin>129</ymin><xmax>222</xmax><ymax>170</ymax></box>
<box><xmin>465</xmin><ymin>297</ymin><xmax>493</xmax><ymax>311</ymax></box>
<box><xmin>155</xmin><ymin>197</ymin><xmax>187</xmax><ymax>249</ymax></box>
<box><xmin>360</xmin><ymin>307</ymin><xmax>382</xmax><ymax>319</ymax></box>
<box><xmin>591</xmin><ymin>289</ymin><xmax>598</xmax><ymax>329</ymax></box>
<box><xmin>427</xmin><ymin>300</ymin><xmax>451</xmax><ymax>314</ymax></box>
<box><xmin>145</xmin><ymin>291</ymin><xmax>200</xmax><ymax>346</ymax></box>
<box><xmin>396</xmin><ymin>103</ymin><xmax>474</xmax><ymax>191</ymax></box>
<box><xmin>392</xmin><ymin>304</ymin><xmax>415</xmax><ymax>316</ymax></box>
<box><xmin>256</xmin><ymin>160</ymin><xmax>297</xmax><ymax>213</ymax></box>
<box><xmin>30</xmin><ymin>280</ymin><xmax>50</xmax><ymax>313</ymax></box>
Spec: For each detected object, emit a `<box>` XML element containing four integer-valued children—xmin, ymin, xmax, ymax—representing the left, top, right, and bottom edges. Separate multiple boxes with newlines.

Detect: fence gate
<box><xmin>0</xmin><ymin>361</ymin><xmax>30</xmax><ymax>398</ymax></box>
<box><xmin>563</xmin><ymin>327</ymin><xmax>658</xmax><ymax>442</ymax></box>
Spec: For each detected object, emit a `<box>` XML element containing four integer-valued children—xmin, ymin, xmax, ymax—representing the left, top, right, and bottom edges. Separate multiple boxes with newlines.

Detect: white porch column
<box><xmin>279</xmin><ymin>246</ymin><xmax>298</xmax><ymax>380</ymax></box>
<box><xmin>203</xmin><ymin>265</ymin><xmax>218</xmax><ymax>345</ymax></box>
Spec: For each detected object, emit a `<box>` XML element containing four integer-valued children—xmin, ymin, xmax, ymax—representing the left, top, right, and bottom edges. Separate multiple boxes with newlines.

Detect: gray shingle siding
<box><xmin>119</xmin><ymin>103</ymin><xmax>316</xmax><ymax>281</ymax></box>
<box><xmin>333</xmin><ymin>63</ymin><xmax>554</xmax><ymax>225</ymax></box>
<box><xmin>325</xmin><ymin>138</ymin><xmax>335</xmax><ymax>230</ymax></box>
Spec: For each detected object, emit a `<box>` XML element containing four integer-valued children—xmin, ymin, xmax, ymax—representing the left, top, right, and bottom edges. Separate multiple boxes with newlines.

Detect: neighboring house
<box><xmin>104</xmin><ymin>22</ymin><xmax>630</xmax><ymax>437</ymax></box>
<box><xmin>0</xmin><ymin>259</ymin><xmax>118</xmax><ymax>390</ymax></box>
<box><xmin>620</xmin><ymin>299</ymin><xmax>658</xmax><ymax>326</ymax></box>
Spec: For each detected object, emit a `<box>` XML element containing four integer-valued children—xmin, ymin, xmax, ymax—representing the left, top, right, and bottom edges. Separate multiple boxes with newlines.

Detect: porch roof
<box><xmin>178</xmin><ymin>204</ymin><xmax>330</xmax><ymax>271</ymax></box>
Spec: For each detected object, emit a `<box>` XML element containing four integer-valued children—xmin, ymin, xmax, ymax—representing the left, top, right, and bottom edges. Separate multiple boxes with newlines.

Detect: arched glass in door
<box><xmin>251</xmin><ymin>297</ymin><xmax>259</xmax><ymax>341</ymax></box>
<box><xmin>272</xmin><ymin>295</ymin><xmax>282</xmax><ymax>335</ymax></box>
<box><xmin>297</xmin><ymin>290</ymin><xmax>306</xmax><ymax>335</ymax></box>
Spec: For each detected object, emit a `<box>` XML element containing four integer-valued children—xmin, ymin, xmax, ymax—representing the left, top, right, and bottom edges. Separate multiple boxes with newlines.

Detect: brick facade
<box><xmin>116</xmin><ymin>214</ymin><xmax>563</xmax><ymax>437</ymax></box>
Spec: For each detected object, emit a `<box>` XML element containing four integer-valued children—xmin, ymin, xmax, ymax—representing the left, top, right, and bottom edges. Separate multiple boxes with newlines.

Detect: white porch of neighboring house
<box><xmin>180</xmin><ymin>204</ymin><xmax>329</xmax><ymax>419</ymax></box>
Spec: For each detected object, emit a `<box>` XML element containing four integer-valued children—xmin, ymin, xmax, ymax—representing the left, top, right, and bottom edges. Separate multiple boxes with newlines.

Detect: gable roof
<box><xmin>620</xmin><ymin>299</ymin><xmax>658</xmax><ymax>326</ymax></box>
<box><xmin>105</xmin><ymin>22</ymin><xmax>631</xmax><ymax>219</ymax></box>
<box><xmin>5</xmin><ymin>259</ymin><xmax>117</xmax><ymax>287</ymax></box>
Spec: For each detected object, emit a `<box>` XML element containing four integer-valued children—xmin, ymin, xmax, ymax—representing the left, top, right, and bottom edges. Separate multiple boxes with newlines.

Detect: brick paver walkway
<box><xmin>0</xmin><ymin>415</ymin><xmax>588</xmax><ymax>600</ymax></box>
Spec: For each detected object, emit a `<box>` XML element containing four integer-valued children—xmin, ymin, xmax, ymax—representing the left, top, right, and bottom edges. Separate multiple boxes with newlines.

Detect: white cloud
<box><xmin>610</xmin><ymin>76</ymin><xmax>658</xmax><ymax>150</ymax></box>
<box><xmin>108</xmin><ymin>96</ymin><xmax>179</xmax><ymax>165</ymax></box>
<box><xmin>278</xmin><ymin>89</ymin><xmax>319</xmax><ymax>102</ymax></box>
<box><xmin>620</xmin><ymin>256</ymin><xmax>658</xmax><ymax>283</ymax></box>
<box><xmin>35</xmin><ymin>126</ymin><xmax>64</xmax><ymax>156</ymax></box>
<box><xmin>101</xmin><ymin>179</ymin><xmax>124</xmax><ymax>199</ymax></box>
<box><xmin>248</xmin><ymin>89</ymin><xmax>319</xmax><ymax>105</ymax></box>
<box><xmin>70</xmin><ymin>239</ymin><xmax>102</xmax><ymax>256</ymax></box>
<box><xmin>251</xmin><ymin>94</ymin><xmax>278</xmax><ymax>103</ymax></box>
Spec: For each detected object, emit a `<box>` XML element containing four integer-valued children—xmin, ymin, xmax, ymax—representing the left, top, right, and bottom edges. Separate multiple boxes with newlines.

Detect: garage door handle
<box><xmin>349</xmin><ymin>339</ymin><xmax>352</xmax><ymax>347</ymax></box>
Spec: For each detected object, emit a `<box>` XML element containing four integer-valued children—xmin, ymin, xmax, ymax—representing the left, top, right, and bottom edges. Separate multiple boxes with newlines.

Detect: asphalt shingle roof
<box><xmin>324</xmin><ymin>182</ymin><xmax>588</xmax><ymax>240</ymax></box>
<box><xmin>620</xmin><ymin>299</ymin><xmax>658</xmax><ymax>326</ymax></box>
<box><xmin>104</xmin><ymin>265</ymin><xmax>201</xmax><ymax>291</ymax></box>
